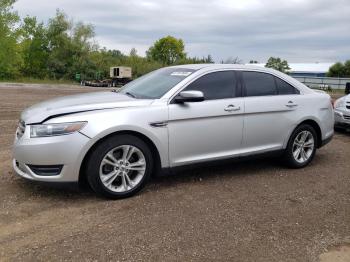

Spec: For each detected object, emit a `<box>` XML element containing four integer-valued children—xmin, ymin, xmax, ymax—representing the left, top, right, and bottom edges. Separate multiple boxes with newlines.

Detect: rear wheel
<box><xmin>284</xmin><ymin>124</ymin><xmax>317</xmax><ymax>168</ymax></box>
<box><xmin>86</xmin><ymin>134</ymin><xmax>153</xmax><ymax>199</ymax></box>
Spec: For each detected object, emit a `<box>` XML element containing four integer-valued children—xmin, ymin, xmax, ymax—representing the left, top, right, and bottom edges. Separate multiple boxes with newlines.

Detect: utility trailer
<box><xmin>110</xmin><ymin>66</ymin><xmax>132</xmax><ymax>87</ymax></box>
<box><xmin>80</xmin><ymin>66</ymin><xmax>132</xmax><ymax>87</ymax></box>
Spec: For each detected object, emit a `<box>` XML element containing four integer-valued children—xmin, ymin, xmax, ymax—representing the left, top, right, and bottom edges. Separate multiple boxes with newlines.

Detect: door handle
<box><xmin>286</xmin><ymin>101</ymin><xmax>298</xmax><ymax>108</ymax></box>
<box><xmin>224</xmin><ymin>105</ymin><xmax>241</xmax><ymax>112</ymax></box>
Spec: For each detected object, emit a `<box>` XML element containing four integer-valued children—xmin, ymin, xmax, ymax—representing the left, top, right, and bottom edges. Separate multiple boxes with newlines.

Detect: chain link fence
<box><xmin>293</xmin><ymin>76</ymin><xmax>350</xmax><ymax>91</ymax></box>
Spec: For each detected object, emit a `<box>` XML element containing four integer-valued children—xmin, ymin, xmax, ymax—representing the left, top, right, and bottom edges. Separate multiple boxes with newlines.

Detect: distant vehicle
<box><xmin>13</xmin><ymin>64</ymin><xmax>334</xmax><ymax>199</ymax></box>
<box><xmin>334</xmin><ymin>94</ymin><xmax>350</xmax><ymax>129</ymax></box>
<box><xmin>82</xmin><ymin>66</ymin><xmax>132</xmax><ymax>87</ymax></box>
<box><xmin>345</xmin><ymin>82</ymin><xmax>350</xmax><ymax>95</ymax></box>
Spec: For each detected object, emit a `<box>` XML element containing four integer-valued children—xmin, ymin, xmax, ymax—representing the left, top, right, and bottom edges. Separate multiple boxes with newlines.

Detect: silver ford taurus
<box><xmin>13</xmin><ymin>64</ymin><xmax>334</xmax><ymax>199</ymax></box>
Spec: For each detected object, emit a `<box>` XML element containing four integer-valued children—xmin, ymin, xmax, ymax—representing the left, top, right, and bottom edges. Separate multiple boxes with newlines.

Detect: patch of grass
<box><xmin>311</xmin><ymin>88</ymin><xmax>345</xmax><ymax>95</ymax></box>
<box><xmin>0</xmin><ymin>78</ymin><xmax>77</xmax><ymax>85</ymax></box>
<box><xmin>327</xmin><ymin>89</ymin><xmax>345</xmax><ymax>95</ymax></box>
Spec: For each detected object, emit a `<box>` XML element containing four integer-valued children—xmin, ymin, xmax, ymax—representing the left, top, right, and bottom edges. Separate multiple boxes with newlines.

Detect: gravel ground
<box><xmin>0</xmin><ymin>84</ymin><xmax>349</xmax><ymax>262</ymax></box>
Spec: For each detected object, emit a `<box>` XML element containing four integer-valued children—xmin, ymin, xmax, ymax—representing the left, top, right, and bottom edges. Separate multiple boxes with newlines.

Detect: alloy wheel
<box><xmin>292</xmin><ymin>130</ymin><xmax>315</xmax><ymax>164</ymax></box>
<box><xmin>99</xmin><ymin>145</ymin><xmax>146</xmax><ymax>193</ymax></box>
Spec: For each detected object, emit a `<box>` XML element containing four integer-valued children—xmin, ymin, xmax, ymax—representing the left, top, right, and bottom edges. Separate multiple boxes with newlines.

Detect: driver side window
<box><xmin>184</xmin><ymin>71</ymin><xmax>237</xmax><ymax>100</ymax></box>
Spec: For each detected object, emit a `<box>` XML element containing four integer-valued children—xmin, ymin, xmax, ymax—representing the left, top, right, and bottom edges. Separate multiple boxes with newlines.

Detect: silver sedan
<box><xmin>334</xmin><ymin>94</ymin><xmax>350</xmax><ymax>130</ymax></box>
<box><xmin>13</xmin><ymin>64</ymin><xmax>334</xmax><ymax>199</ymax></box>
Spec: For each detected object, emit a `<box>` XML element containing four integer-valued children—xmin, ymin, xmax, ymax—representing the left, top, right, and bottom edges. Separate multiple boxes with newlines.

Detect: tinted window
<box><xmin>184</xmin><ymin>71</ymin><xmax>236</xmax><ymax>100</ymax></box>
<box><xmin>242</xmin><ymin>71</ymin><xmax>276</xmax><ymax>97</ymax></box>
<box><xmin>275</xmin><ymin>77</ymin><xmax>300</xmax><ymax>95</ymax></box>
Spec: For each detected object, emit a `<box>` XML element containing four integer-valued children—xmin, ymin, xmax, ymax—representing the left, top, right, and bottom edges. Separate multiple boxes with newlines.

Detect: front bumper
<box><xmin>334</xmin><ymin>109</ymin><xmax>350</xmax><ymax>128</ymax></box>
<box><xmin>13</xmin><ymin>129</ymin><xmax>90</xmax><ymax>182</ymax></box>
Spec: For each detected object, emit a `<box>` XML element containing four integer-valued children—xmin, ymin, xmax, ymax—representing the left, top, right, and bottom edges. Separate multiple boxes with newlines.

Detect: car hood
<box><xmin>335</xmin><ymin>94</ymin><xmax>350</xmax><ymax>104</ymax></box>
<box><xmin>21</xmin><ymin>91</ymin><xmax>153</xmax><ymax>124</ymax></box>
<box><xmin>344</xmin><ymin>94</ymin><xmax>350</xmax><ymax>102</ymax></box>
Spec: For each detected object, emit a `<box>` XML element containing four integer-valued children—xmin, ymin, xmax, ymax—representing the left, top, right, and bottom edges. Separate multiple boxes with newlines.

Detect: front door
<box><xmin>168</xmin><ymin>70</ymin><xmax>244</xmax><ymax>167</ymax></box>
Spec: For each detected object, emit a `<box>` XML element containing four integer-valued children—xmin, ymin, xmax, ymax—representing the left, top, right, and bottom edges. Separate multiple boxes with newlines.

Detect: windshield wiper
<box><xmin>125</xmin><ymin>91</ymin><xmax>137</xmax><ymax>98</ymax></box>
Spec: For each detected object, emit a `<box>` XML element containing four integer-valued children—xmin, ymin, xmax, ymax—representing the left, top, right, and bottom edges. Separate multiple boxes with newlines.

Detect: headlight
<box><xmin>30</xmin><ymin>122</ymin><xmax>87</xmax><ymax>138</ymax></box>
<box><xmin>334</xmin><ymin>98</ymin><xmax>345</xmax><ymax>109</ymax></box>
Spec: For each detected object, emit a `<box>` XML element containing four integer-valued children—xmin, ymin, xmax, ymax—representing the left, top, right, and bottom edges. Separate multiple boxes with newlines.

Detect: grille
<box><xmin>16</xmin><ymin>120</ymin><xmax>26</xmax><ymax>139</ymax></box>
<box><xmin>344</xmin><ymin>115</ymin><xmax>350</xmax><ymax>120</ymax></box>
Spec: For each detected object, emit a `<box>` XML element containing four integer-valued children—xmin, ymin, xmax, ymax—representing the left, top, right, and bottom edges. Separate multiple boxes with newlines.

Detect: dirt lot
<box><xmin>0</xmin><ymin>83</ymin><xmax>349</xmax><ymax>262</ymax></box>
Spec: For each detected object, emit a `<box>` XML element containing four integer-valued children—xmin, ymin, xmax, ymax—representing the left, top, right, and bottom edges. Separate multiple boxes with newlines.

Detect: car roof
<box><xmin>169</xmin><ymin>64</ymin><xmax>315</xmax><ymax>95</ymax></box>
<box><xmin>170</xmin><ymin>63</ymin><xmax>275</xmax><ymax>72</ymax></box>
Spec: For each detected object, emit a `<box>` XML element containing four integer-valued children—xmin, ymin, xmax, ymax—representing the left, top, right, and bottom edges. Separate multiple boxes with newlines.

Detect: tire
<box><xmin>283</xmin><ymin>124</ymin><xmax>317</xmax><ymax>168</ymax></box>
<box><xmin>86</xmin><ymin>134</ymin><xmax>153</xmax><ymax>199</ymax></box>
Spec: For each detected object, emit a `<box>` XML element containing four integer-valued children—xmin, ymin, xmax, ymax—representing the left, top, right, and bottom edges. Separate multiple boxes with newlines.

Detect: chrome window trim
<box><xmin>164</xmin><ymin>67</ymin><xmax>304</xmax><ymax>105</ymax></box>
<box><xmin>240</xmin><ymin>70</ymin><xmax>302</xmax><ymax>98</ymax></box>
<box><xmin>167</xmin><ymin>68</ymin><xmax>241</xmax><ymax>105</ymax></box>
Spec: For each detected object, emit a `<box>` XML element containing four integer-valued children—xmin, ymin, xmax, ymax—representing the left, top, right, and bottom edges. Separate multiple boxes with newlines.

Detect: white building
<box><xmin>247</xmin><ymin>63</ymin><xmax>334</xmax><ymax>77</ymax></box>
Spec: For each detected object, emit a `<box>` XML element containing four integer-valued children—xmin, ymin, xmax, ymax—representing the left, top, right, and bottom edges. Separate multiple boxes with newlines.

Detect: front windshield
<box><xmin>120</xmin><ymin>67</ymin><xmax>196</xmax><ymax>99</ymax></box>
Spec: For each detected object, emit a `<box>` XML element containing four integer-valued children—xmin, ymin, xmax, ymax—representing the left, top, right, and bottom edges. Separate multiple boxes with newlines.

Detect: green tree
<box><xmin>129</xmin><ymin>47</ymin><xmax>137</xmax><ymax>57</ymax></box>
<box><xmin>327</xmin><ymin>61</ymin><xmax>350</xmax><ymax>77</ymax></box>
<box><xmin>204</xmin><ymin>54</ymin><xmax>214</xmax><ymax>63</ymax></box>
<box><xmin>20</xmin><ymin>16</ymin><xmax>49</xmax><ymax>78</ymax></box>
<box><xmin>0</xmin><ymin>3</ymin><xmax>215</xmax><ymax>81</ymax></box>
<box><xmin>345</xmin><ymin>60</ymin><xmax>350</xmax><ymax>77</ymax></box>
<box><xmin>69</xmin><ymin>21</ymin><xmax>96</xmax><ymax>78</ymax></box>
<box><xmin>46</xmin><ymin>10</ymin><xmax>72</xmax><ymax>79</ymax></box>
<box><xmin>327</xmin><ymin>62</ymin><xmax>345</xmax><ymax>77</ymax></box>
<box><xmin>0</xmin><ymin>0</ymin><xmax>21</xmax><ymax>79</ymax></box>
<box><xmin>124</xmin><ymin>48</ymin><xmax>162</xmax><ymax>77</ymax></box>
<box><xmin>265</xmin><ymin>57</ymin><xmax>290</xmax><ymax>73</ymax></box>
<box><xmin>89</xmin><ymin>48</ymin><xmax>126</xmax><ymax>79</ymax></box>
<box><xmin>45</xmin><ymin>10</ymin><xmax>96</xmax><ymax>79</ymax></box>
<box><xmin>146</xmin><ymin>35</ymin><xmax>186</xmax><ymax>65</ymax></box>
<box><xmin>224</xmin><ymin>56</ymin><xmax>242</xmax><ymax>64</ymax></box>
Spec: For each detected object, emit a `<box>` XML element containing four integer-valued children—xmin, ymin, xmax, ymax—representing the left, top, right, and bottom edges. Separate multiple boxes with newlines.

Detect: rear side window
<box><xmin>184</xmin><ymin>71</ymin><xmax>237</xmax><ymax>100</ymax></box>
<box><xmin>275</xmin><ymin>77</ymin><xmax>300</xmax><ymax>95</ymax></box>
<box><xmin>242</xmin><ymin>71</ymin><xmax>276</xmax><ymax>97</ymax></box>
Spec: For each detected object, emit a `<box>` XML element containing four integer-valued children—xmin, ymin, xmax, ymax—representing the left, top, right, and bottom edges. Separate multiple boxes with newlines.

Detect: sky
<box><xmin>14</xmin><ymin>0</ymin><xmax>350</xmax><ymax>63</ymax></box>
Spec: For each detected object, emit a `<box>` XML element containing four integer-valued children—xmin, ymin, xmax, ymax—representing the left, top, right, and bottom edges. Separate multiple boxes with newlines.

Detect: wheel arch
<box><xmin>293</xmin><ymin>119</ymin><xmax>322</xmax><ymax>148</ymax></box>
<box><xmin>78</xmin><ymin>130</ymin><xmax>162</xmax><ymax>186</ymax></box>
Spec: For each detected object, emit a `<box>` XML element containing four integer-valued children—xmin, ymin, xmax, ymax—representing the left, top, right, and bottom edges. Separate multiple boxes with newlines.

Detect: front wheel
<box><xmin>86</xmin><ymin>134</ymin><xmax>153</xmax><ymax>199</ymax></box>
<box><xmin>284</xmin><ymin>124</ymin><xmax>317</xmax><ymax>168</ymax></box>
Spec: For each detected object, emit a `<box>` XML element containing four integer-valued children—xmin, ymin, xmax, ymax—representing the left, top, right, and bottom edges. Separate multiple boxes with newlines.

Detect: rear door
<box><xmin>240</xmin><ymin>71</ymin><xmax>301</xmax><ymax>155</ymax></box>
<box><xmin>168</xmin><ymin>70</ymin><xmax>244</xmax><ymax>166</ymax></box>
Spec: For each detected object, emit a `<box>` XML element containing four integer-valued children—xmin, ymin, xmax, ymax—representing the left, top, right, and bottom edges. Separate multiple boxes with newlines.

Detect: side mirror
<box><xmin>174</xmin><ymin>90</ymin><xmax>205</xmax><ymax>103</ymax></box>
